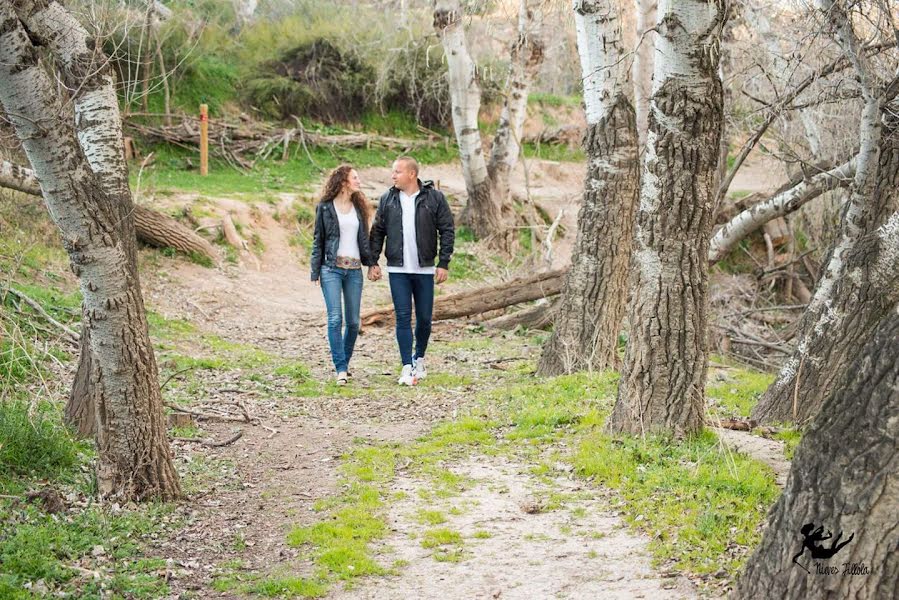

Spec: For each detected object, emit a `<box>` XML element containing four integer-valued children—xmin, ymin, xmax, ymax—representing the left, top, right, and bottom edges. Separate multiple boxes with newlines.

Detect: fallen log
<box><xmin>124</xmin><ymin>114</ymin><xmax>443</xmax><ymax>167</ymax></box>
<box><xmin>486</xmin><ymin>298</ymin><xmax>559</xmax><ymax>330</ymax></box>
<box><xmin>362</xmin><ymin>268</ymin><xmax>568</xmax><ymax>327</ymax></box>
<box><xmin>1</xmin><ymin>159</ymin><xmax>217</xmax><ymax>262</ymax></box>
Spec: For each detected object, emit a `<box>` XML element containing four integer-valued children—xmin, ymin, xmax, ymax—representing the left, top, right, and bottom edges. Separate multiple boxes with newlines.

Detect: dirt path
<box><xmin>139</xmin><ymin>160</ymin><xmax>718</xmax><ymax>597</ymax></box>
<box><xmin>341</xmin><ymin>458</ymin><xmax>697</xmax><ymax>599</ymax></box>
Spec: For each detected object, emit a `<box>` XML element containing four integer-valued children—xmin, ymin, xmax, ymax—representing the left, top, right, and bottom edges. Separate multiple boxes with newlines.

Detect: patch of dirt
<box><xmin>339</xmin><ymin>458</ymin><xmax>698</xmax><ymax>599</ymax></box>
<box><xmin>713</xmin><ymin>428</ymin><xmax>791</xmax><ymax>487</ymax></box>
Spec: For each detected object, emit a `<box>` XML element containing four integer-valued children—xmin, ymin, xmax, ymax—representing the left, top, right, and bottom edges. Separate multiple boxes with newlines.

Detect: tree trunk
<box><xmin>0</xmin><ymin>1</ymin><xmax>180</xmax><ymax>500</ymax></box>
<box><xmin>362</xmin><ymin>268</ymin><xmax>566</xmax><ymax>326</ymax></box>
<box><xmin>607</xmin><ymin>0</ymin><xmax>726</xmax><ymax>437</ymax></box>
<box><xmin>434</xmin><ymin>1</ymin><xmax>504</xmax><ymax>241</ymax></box>
<box><xmin>752</xmin><ymin>104</ymin><xmax>899</xmax><ymax>424</ymax></box>
<box><xmin>538</xmin><ymin>0</ymin><xmax>639</xmax><ymax>376</ymax></box>
<box><xmin>751</xmin><ymin>3</ymin><xmax>899</xmax><ymax>425</ymax></box>
<box><xmin>489</xmin><ymin>0</ymin><xmax>546</xmax><ymax>221</ymax></box>
<box><xmin>733</xmin><ymin>308</ymin><xmax>899</xmax><ymax>599</ymax></box>
<box><xmin>631</xmin><ymin>0</ymin><xmax>655</xmax><ymax>146</ymax></box>
<box><xmin>708</xmin><ymin>158</ymin><xmax>856</xmax><ymax>264</ymax></box>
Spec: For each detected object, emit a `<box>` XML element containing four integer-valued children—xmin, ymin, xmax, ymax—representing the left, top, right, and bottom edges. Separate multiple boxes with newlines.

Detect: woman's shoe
<box><xmin>336</xmin><ymin>371</ymin><xmax>348</xmax><ymax>386</ymax></box>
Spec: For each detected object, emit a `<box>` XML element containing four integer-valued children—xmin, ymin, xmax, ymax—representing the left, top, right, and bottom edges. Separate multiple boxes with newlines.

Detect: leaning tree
<box><xmin>0</xmin><ymin>0</ymin><xmax>180</xmax><ymax>500</ymax></box>
<box><xmin>606</xmin><ymin>0</ymin><xmax>728</xmax><ymax>436</ymax></box>
<box><xmin>751</xmin><ymin>0</ymin><xmax>899</xmax><ymax>425</ymax></box>
<box><xmin>433</xmin><ymin>0</ymin><xmax>547</xmax><ymax>245</ymax></box>
<box><xmin>733</xmin><ymin>305</ymin><xmax>899</xmax><ymax>598</ymax></box>
<box><xmin>536</xmin><ymin>0</ymin><xmax>639</xmax><ymax>376</ymax></box>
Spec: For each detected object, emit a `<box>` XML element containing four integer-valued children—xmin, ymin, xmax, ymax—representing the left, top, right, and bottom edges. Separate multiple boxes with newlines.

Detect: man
<box><xmin>369</xmin><ymin>156</ymin><xmax>455</xmax><ymax>385</ymax></box>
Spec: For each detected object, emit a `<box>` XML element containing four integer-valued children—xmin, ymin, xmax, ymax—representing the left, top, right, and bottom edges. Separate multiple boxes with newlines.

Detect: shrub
<box><xmin>243</xmin><ymin>39</ymin><xmax>374</xmax><ymax>123</ymax></box>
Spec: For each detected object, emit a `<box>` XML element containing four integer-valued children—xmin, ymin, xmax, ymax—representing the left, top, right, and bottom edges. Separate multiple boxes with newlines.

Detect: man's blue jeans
<box><xmin>320</xmin><ymin>265</ymin><xmax>363</xmax><ymax>373</ymax></box>
<box><xmin>388</xmin><ymin>272</ymin><xmax>434</xmax><ymax>366</ymax></box>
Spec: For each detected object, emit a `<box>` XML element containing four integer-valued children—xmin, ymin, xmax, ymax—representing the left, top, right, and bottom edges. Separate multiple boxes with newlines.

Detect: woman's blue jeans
<box><xmin>320</xmin><ymin>265</ymin><xmax>363</xmax><ymax>373</ymax></box>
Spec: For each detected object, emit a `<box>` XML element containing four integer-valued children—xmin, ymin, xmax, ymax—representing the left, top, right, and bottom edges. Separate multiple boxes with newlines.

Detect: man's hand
<box><xmin>313</xmin><ymin>279</ymin><xmax>319</xmax><ymax>287</ymax></box>
<box><xmin>368</xmin><ymin>265</ymin><xmax>382</xmax><ymax>281</ymax></box>
<box><xmin>435</xmin><ymin>267</ymin><xmax>449</xmax><ymax>284</ymax></box>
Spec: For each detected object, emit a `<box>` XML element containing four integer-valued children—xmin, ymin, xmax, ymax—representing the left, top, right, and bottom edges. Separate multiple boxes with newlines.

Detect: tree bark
<box><xmin>632</xmin><ymin>0</ymin><xmax>655</xmax><ymax>146</ymax></box>
<box><xmin>607</xmin><ymin>0</ymin><xmax>727</xmax><ymax>437</ymax></box>
<box><xmin>733</xmin><ymin>307</ymin><xmax>899</xmax><ymax>599</ymax></box>
<box><xmin>361</xmin><ymin>268</ymin><xmax>567</xmax><ymax>327</ymax></box>
<box><xmin>752</xmin><ymin>105</ymin><xmax>899</xmax><ymax>424</ymax></box>
<box><xmin>0</xmin><ymin>1</ymin><xmax>180</xmax><ymax>500</ymax></box>
<box><xmin>489</xmin><ymin>0</ymin><xmax>546</xmax><ymax>221</ymax></box>
<box><xmin>538</xmin><ymin>0</ymin><xmax>639</xmax><ymax>376</ymax></box>
<box><xmin>751</xmin><ymin>2</ymin><xmax>899</xmax><ymax>425</ymax></box>
<box><xmin>434</xmin><ymin>1</ymin><xmax>504</xmax><ymax>241</ymax></box>
<box><xmin>708</xmin><ymin>158</ymin><xmax>856</xmax><ymax>264</ymax></box>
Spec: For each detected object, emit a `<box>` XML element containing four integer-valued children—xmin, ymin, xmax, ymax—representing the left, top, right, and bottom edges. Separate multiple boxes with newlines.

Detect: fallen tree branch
<box><xmin>1</xmin><ymin>159</ymin><xmax>217</xmax><ymax>261</ymax></box>
<box><xmin>361</xmin><ymin>268</ymin><xmax>568</xmax><ymax>327</ymax></box>
<box><xmin>1</xmin><ymin>285</ymin><xmax>80</xmax><ymax>342</ymax></box>
<box><xmin>173</xmin><ymin>431</ymin><xmax>243</xmax><ymax>447</ymax></box>
<box><xmin>709</xmin><ymin>158</ymin><xmax>856</xmax><ymax>264</ymax></box>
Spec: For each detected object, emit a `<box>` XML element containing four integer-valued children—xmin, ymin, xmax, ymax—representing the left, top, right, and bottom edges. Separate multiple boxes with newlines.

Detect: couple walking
<box><xmin>310</xmin><ymin>156</ymin><xmax>455</xmax><ymax>386</ymax></box>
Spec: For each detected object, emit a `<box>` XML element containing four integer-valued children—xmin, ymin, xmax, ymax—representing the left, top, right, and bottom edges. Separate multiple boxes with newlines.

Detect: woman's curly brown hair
<box><xmin>319</xmin><ymin>165</ymin><xmax>371</xmax><ymax>231</ymax></box>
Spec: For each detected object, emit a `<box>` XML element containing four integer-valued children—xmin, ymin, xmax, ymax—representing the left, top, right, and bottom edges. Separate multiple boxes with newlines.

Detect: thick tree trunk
<box><xmin>0</xmin><ymin>1</ymin><xmax>180</xmax><ymax>500</ymax></box>
<box><xmin>361</xmin><ymin>268</ymin><xmax>566</xmax><ymax>326</ymax></box>
<box><xmin>733</xmin><ymin>308</ymin><xmax>899</xmax><ymax>599</ymax></box>
<box><xmin>607</xmin><ymin>0</ymin><xmax>726</xmax><ymax>437</ymax></box>
<box><xmin>434</xmin><ymin>1</ymin><xmax>503</xmax><ymax>240</ymax></box>
<box><xmin>708</xmin><ymin>158</ymin><xmax>856</xmax><ymax>264</ymax></box>
<box><xmin>752</xmin><ymin>105</ymin><xmax>899</xmax><ymax>424</ymax></box>
<box><xmin>489</xmin><ymin>0</ymin><xmax>546</xmax><ymax>221</ymax></box>
<box><xmin>538</xmin><ymin>0</ymin><xmax>639</xmax><ymax>376</ymax></box>
<box><xmin>751</xmin><ymin>3</ymin><xmax>899</xmax><ymax>425</ymax></box>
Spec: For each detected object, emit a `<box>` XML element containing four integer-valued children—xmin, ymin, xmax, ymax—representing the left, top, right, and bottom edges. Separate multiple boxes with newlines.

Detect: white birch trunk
<box><xmin>489</xmin><ymin>0</ymin><xmax>547</xmax><ymax>217</ymax></box>
<box><xmin>0</xmin><ymin>3</ymin><xmax>180</xmax><ymax>500</ymax></box>
<box><xmin>708</xmin><ymin>158</ymin><xmax>856</xmax><ymax>264</ymax></box>
<box><xmin>608</xmin><ymin>0</ymin><xmax>727</xmax><ymax>437</ymax></box>
<box><xmin>631</xmin><ymin>0</ymin><xmax>655</xmax><ymax>145</ymax></box>
<box><xmin>434</xmin><ymin>0</ymin><xmax>502</xmax><ymax>239</ymax></box>
<box><xmin>537</xmin><ymin>0</ymin><xmax>639</xmax><ymax>376</ymax></box>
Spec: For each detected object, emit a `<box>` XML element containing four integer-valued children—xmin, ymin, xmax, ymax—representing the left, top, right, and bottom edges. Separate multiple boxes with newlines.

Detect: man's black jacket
<box><xmin>369</xmin><ymin>180</ymin><xmax>455</xmax><ymax>270</ymax></box>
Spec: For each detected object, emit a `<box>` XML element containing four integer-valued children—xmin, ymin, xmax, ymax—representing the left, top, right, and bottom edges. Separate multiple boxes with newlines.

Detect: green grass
<box><xmin>0</xmin><ymin>400</ymin><xmax>85</xmax><ymax>483</ymax></box>
<box><xmin>772</xmin><ymin>427</ymin><xmax>802</xmax><ymax>459</ymax></box>
<box><xmin>707</xmin><ymin>367</ymin><xmax>774</xmax><ymax>418</ymax></box>
<box><xmin>420</xmin><ymin>527</ymin><xmax>465</xmax><ymax>561</ymax></box>
<box><xmin>575</xmin><ymin>430</ymin><xmax>778</xmax><ymax>575</ymax></box>
<box><xmin>0</xmin><ymin>503</ymin><xmax>172</xmax><ymax>597</ymax></box>
<box><xmin>527</xmin><ymin>92</ymin><xmax>582</xmax><ymax>107</ymax></box>
<box><xmin>132</xmin><ymin>140</ymin><xmax>458</xmax><ymax>196</ymax></box>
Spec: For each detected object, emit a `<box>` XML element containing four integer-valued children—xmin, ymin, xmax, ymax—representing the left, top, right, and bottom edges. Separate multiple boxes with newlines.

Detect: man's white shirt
<box><xmin>385</xmin><ymin>189</ymin><xmax>436</xmax><ymax>275</ymax></box>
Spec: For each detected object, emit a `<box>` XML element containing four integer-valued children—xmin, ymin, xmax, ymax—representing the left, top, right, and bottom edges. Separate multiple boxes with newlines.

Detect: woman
<box><xmin>310</xmin><ymin>166</ymin><xmax>376</xmax><ymax>385</ymax></box>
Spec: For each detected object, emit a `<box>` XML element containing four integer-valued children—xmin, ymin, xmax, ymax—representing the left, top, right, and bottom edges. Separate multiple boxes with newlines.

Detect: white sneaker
<box><xmin>414</xmin><ymin>357</ymin><xmax>427</xmax><ymax>380</ymax></box>
<box><xmin>398</xmin><ymin>364</ymin><xmax>417</xmax><ymax>386</ymax></box>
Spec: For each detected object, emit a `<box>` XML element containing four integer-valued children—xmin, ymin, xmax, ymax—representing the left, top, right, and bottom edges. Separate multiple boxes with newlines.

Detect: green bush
<box><xmin>244</xmin><ymin>39</ymin><xmax>375</xmax><ymax>123</ymax></box>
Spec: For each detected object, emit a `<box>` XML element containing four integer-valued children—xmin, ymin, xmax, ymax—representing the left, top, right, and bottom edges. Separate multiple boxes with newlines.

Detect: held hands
<box><xmin>368</xmin><ymin>265</ymin><xmax>382</xmax><ymax>281</ymax></box>
<box><xmin>435</xmin><ymin>267</ymin><xmax>449</xmax><ymax>284</ymax></box>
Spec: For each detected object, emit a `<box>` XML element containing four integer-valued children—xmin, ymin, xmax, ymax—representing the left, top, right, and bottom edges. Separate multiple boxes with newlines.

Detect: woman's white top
<box><xmin>336</xmin><ymin>205</ymin><xmax>360</xmax><ymax>259</ymax></box>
